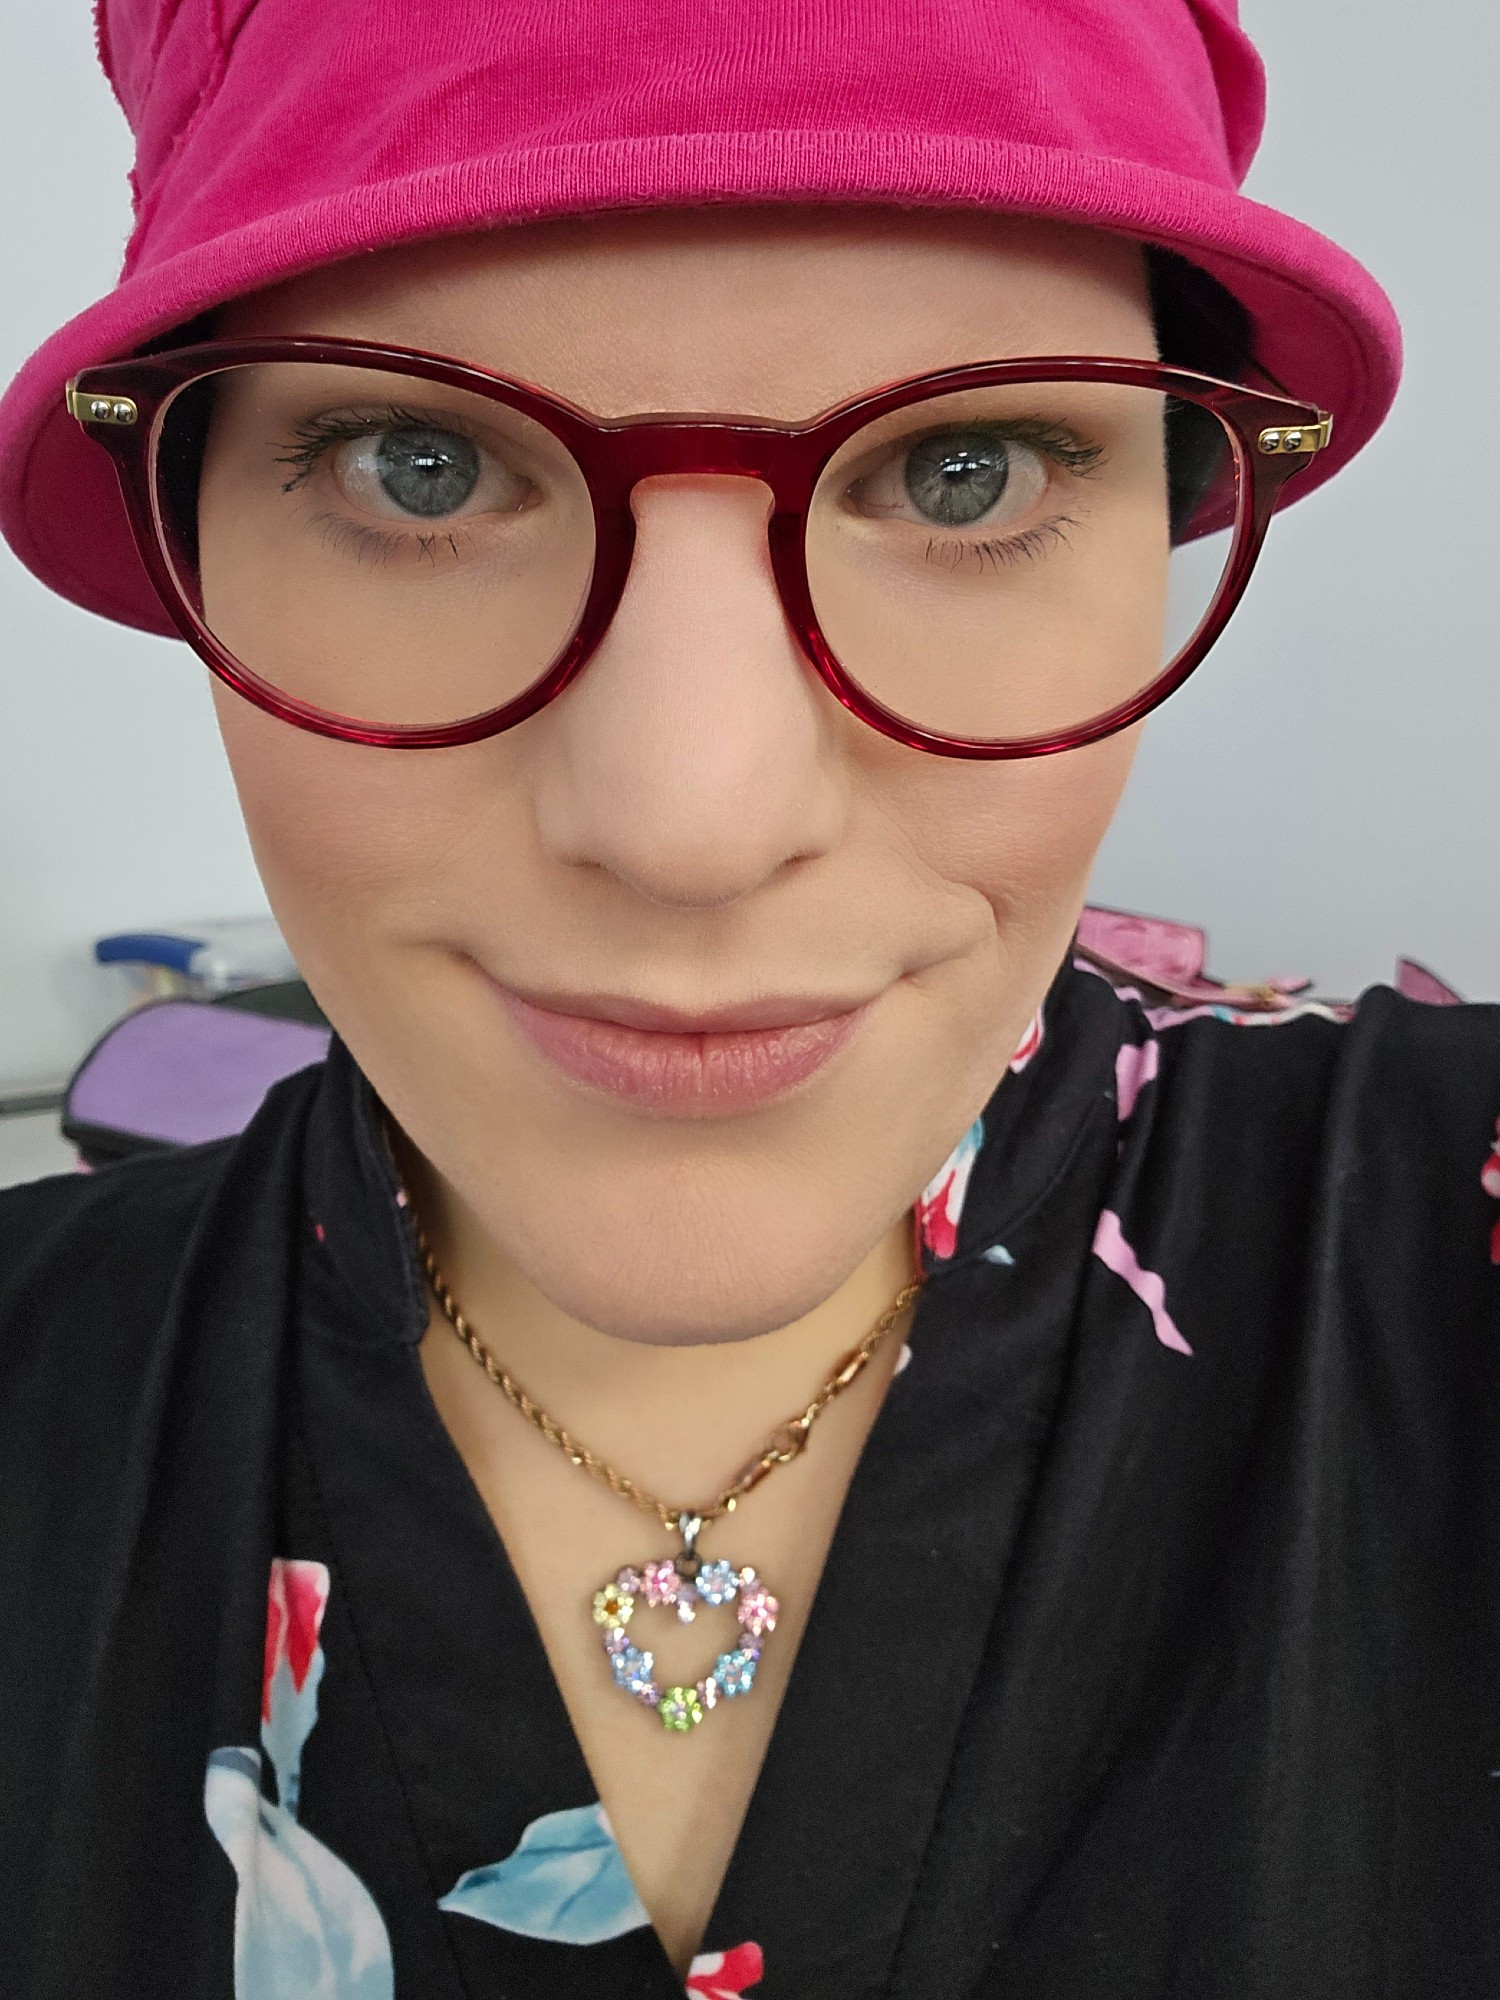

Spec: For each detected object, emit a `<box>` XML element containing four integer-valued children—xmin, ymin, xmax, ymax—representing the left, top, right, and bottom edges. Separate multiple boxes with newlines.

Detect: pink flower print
<box><xmin>686</xmin><ymin>1941</ymin><xmax>765</xmax><ymax>1997</ymax></box>
<box><xmin>917</xmin><ymin>1117</ymin><xmax>983</xmax><ymax>1261</ymax></box>
<box><xmin>1483</xmin><ymin>1118</ymin><xmax>1500</xmax><ymax>1265</ymax></box>
<box><xmin>1092</xmin><ymin>1209</ymin><xmax>1192</xmax><ymax>1356</ymax></box>
<box><xmin>1009</xmin><ymin>1006</ymin><xmax>1045</xmax><ymax>1073</ymax></box>
<box><xmin>1114</xmin><ymin>1038</ymin><xmax>1160</xmax><ymax>1124</ymax></box>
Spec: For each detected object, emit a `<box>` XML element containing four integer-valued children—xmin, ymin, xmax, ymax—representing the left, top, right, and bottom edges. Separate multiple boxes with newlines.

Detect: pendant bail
<box><xmin>677</xmin><ymin>1512</ymin><xmax>703</xmax><ymax>1558</ymax></box>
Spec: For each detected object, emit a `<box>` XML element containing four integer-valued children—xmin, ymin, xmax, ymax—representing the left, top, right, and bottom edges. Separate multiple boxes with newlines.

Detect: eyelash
<box><xmin>924</xmin><ymin>516</ymin><xmax>1080</xmax><ymax>573</ymax></box>
<box><xmin>273</xmin><ymin>409</ymin><xmax>1101</xmax><ymax>574</ymax></box>
<box><xmin>866</xmin><ymin>419</ymin><xmax>1104</xmax><ymax>570</ymax></box>
<box><xmin>301</xmin><ymin>513</ymin><xmax>464</xmax><ymax>568</ymax></box>
<box><xmin>977</xmin><ymin>421</ymin><xmax>1105</xmax><ymax>477</ymax></box>
<box><xmin>273</xmin><ymin>407</ymin><xmax>485</xmax><ymax>565</ymax></box>
<box><xmin>273</xmin><ymin>405</ymin><xmax>473</xmax><ymax>495</ymax></box>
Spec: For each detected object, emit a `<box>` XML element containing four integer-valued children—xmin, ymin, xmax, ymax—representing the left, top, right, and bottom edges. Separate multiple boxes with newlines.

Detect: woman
<box><xmin>1</xmin><ymin>0</ymin><xmax>1495</xmax><ymax>1994</ymax></box>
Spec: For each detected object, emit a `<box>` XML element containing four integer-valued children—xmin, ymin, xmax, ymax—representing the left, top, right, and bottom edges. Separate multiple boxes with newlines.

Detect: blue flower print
<box><xmin>203</xmin><ymin>1559</ymin><xmax>395</xmax><ymax>1999</ymax></box>
<box><xmin>204</xmin><ymin>1746</ymin><xmax>395</xmax><ymax>1999</ymax></box>
<box><xmin>439</xmin><ymin>1801</ymin><xmax>651</xmax><ymax>1946</ymax></box>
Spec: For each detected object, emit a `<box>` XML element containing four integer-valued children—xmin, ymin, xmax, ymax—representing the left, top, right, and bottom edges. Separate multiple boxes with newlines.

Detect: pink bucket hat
<box><xmin>0</xmin><ymin>0</ymin><xmax>1400</xmax><ymax>636</ymax></box>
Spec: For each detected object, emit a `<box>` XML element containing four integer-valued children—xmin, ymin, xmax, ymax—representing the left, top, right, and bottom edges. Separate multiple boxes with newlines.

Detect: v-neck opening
<box><xmin>296</xmin><ymin>1246</ymin><xmax>1092</xmax><ymax>1994</ymax></box>
<box><xmin>294</xmin><ymin>1279</ymin><xmax>690</xmax><ymax>1992</ymax></box>
<box><xmin>292</xmin><ymin>961</ymin><xmax>1123</xmax><ymax>1995</ymax></box>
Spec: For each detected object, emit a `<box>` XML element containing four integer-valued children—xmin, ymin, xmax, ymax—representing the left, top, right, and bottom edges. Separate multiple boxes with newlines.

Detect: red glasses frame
<box><xmin>68</xmin><ymin>338</ymin><xmax>1331</xmax><ymax>757</ymax></box>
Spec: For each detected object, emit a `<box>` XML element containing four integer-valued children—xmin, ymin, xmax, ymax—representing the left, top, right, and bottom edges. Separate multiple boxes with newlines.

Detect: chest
<box><xmin>416</xmin><ymin>1328</ymin><xmax>874</xmax><ymax>1971</ymax></box>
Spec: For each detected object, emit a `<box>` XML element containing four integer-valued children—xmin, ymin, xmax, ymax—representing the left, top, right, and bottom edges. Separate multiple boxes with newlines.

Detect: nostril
<box><xmin>537</xmin><ymin>770</ymin><xmax>830</xmax><ymax>910</ymax></box>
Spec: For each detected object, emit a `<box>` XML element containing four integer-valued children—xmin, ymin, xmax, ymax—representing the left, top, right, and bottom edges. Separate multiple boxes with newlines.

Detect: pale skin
<box><xmin>205</xmin><ymin>207</ymin><xmax>1156</xmax><ymax>1970</ymax></box>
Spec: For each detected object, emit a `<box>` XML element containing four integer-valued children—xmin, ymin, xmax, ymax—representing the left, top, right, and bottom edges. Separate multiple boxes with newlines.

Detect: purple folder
<box><xmin>65</xmin><ymin>999</ymin><xmax>331</xmax><ymax>1161</ymax></box>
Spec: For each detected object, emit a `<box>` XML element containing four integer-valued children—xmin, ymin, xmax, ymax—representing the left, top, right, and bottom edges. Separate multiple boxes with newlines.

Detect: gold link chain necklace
<box><xmin>417</xmin><ymin>1226</ymin><xmax>922</xmax><ymax>1734</ymax></box>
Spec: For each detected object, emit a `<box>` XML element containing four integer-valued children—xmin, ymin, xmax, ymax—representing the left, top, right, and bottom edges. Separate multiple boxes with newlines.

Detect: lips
<box><xmin>490</xmin><ymin>980</ymin><xmax>869</xmax><ymax>1113</ymax></box>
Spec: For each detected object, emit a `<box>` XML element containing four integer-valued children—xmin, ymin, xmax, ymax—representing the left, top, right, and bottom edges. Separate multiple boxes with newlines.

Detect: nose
<box><xmin>529</xmin><ymin>476</ymin><xmax>848</xmax><ymax>908</ymax></box>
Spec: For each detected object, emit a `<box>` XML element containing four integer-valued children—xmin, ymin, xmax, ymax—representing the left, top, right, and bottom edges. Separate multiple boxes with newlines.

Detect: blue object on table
<box><xmin>95</xmin><ymin>932</ymin><xmax>207</xmax><ymax>974</ymax></box>
<box><xmin>94</xmin><ymin>919</ymin><xmax>297</xmax><ymax>996</ymax></box>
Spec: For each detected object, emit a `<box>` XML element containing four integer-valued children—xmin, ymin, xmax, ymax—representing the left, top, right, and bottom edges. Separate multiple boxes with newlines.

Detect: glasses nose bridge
<box><xmin>605</xmin><ymin>417</ymin><xmax>800</xmax><ymax>500</ymax></box>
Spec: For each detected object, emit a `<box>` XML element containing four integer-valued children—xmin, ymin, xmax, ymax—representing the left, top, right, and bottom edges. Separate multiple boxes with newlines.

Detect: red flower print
<box><xmin>686</xmin><ymin>1942</ymin><xmax>765</xmax><ymax>1997</ymax></box>
<box><xmin>262</xmin><ymin>1558</ymin><xmax>331</xmax><ymax>1725</ymax></box>
<box><xmin>917</xmin><ymin>1117</ymin><xmax>983</xmax><ymax>1262</ymax></box>
<box><xmin>1483</xmin><ymin>1118</ymin><xmax>1500</xmax><ymax>1265</ymax></box>
<box><xmin>1009</xmin><ymin>1006</ymin><xmax>1045</xmax><ymax>1073</ymax></box>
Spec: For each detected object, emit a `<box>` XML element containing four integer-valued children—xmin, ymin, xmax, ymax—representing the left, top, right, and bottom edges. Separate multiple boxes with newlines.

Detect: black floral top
<box><xmin>2</xmin><ymin>956</ymin><xmax>1499</xmax><ymax>1999</ymax></box>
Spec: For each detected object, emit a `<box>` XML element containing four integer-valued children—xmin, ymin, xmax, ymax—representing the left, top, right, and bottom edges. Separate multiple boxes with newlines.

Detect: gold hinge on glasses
<box><xmin>65</xmin><ymin>381</ymin><xmax>138</xmax><ymax>427</ymax></box>
<box><xmin>1256</xmin><ymin>415</ymin><xmax>1333</xmax><ymax>456</ymax></box>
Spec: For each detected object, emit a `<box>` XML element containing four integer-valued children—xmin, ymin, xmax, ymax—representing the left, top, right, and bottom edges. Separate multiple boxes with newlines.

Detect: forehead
<box><xmin>219</xmin><ymin>205</ymin><xmax>1155</xmax><ymax>420</ymax></box>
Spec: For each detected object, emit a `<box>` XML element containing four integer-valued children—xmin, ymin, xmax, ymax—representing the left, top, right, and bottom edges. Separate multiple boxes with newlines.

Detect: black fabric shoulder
<box><xmin>0</xmin><ymin>1063</ymin><xmax>327</xmax><ymax>1992</ymax></box>
<box><xmin>1138</xmin><ymin>987</ymin><xmax>1500</xmax><ymax>1278</ymax></box>
<box><xmin>904</xmin><ymin>986</ymin><xmax>1500</xmax><ymax>1999</ymax></box>
<box><xmin>1090</xmin><ymin>985</ymin><xmax>1500</xmax><ymax>1386</ymax></box>
<box><xmin>0</xmin><ymin>1138</ymin><xmax>236</xmax><ymax>1354</ymax></box>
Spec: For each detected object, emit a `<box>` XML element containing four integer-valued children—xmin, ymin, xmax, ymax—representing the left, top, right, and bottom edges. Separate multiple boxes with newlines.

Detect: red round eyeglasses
<box><xmin>67</xmin><ymin>338</ymin><xmax>1331</xmax><ymax>758</ymax></box>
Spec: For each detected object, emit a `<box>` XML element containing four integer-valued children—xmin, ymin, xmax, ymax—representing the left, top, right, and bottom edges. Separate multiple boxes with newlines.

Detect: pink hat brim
<box><xmin>0</xmin><ymin>132</ymin><xmax>1400</xmax><ymax>636</ymax></box>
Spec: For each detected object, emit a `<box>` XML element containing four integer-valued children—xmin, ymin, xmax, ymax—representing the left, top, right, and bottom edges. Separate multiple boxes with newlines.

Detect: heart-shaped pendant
<box><xmin>591</xmin><ymin>1514</ymin><xmax>779</xmax><ymax>1732</ymax></box>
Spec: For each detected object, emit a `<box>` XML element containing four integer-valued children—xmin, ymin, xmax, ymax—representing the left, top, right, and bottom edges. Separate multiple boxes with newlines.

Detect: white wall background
<box><xmin>0</xmin><ymin>9</ymin><xmax>267</xmax><ymax>1088</ymax></box>
<box><xmin>1</xmin><ymin>2</ymin><xmax>1496</xmax><ymax>1089</ymax></box>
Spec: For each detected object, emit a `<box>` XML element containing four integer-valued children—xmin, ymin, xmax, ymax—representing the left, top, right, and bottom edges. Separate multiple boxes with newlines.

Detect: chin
<box><xmin>373</xmin><ymin>1030</ymin><xmax>937</xmax><ymax>1344</ymax></box>
<box><xmin>469</xmin><ymin>1167</ymin><xmax>905</xmax><ymax>1346</ymax></box>
<box><xmin>315</xmin><ymin>936</ymin><xmax>1033</xmax><ymax>1345</ymax></box>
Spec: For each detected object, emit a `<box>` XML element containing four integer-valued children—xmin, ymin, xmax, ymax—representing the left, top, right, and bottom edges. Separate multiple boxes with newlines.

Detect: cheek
<box><xmin>209</xmin><ymin>684</ymin><xmax>496</xmax><ymax>977</ymax></box>
<box><xmin>878</xmin><ymin>726</ymin><xmax>1141</xmax><ymax>939</ymax></box>
<box><xmin>214</xmin><ymin>689</ymin><xmax>378</xmax><ymax>921</ymax></box>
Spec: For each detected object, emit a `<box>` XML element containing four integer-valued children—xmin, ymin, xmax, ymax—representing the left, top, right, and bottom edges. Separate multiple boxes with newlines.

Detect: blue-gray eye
<box><xmin>904</xmin><ymin>430</ymin><xmax>1015</xmax><ymax>528</ymax></box>
<box><xmin>374</xmin><ymin>427</ymin><xmax>481</xmax><ymax>518</ymax></box>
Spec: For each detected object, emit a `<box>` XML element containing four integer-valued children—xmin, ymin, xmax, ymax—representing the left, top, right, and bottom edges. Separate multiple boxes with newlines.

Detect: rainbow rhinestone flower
<box><xmin>658</xmin><ymin>1685</ymin><xmax>704</xmax><ymax>1732</ymax></box>
<box><xmin>594</xmin><ymin>1548</ymin><xmax>778</xmax><ymax>1730</ymax></box>
<box><xmin>695</xmin><ymin>1559</ymin><xmax>740</xmax><ymax>1606</ymax></box>
<box><xmin>610</xmin><ymin>1643</ymin><xmax>659</xmax><ymax>1703</ymax></box>
<box><xmin>713</xmin><ymin>1648</ymin><xmax>760</xmax><ymax>1699</ymax></box>
<box><xmin>736</xmin><ymin>1579</ymin><xmax>779</xmax><ymax>1639</ymax></box>
<box><xmin>643</xmin><ymin>1559</ymin><xmax>681</xmax><ymax>1608</ymax></box>
<box><xmin>591</xmin><ymin>1582</ymin><xmax>635</xmax><ymax>1629</ymax></box>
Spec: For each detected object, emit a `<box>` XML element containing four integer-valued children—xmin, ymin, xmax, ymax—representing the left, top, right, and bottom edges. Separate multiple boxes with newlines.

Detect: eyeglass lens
<box><xmin>153</xmin><ymin>361</ymin><xmax>1240</xmax><ymax>742</ymax></box>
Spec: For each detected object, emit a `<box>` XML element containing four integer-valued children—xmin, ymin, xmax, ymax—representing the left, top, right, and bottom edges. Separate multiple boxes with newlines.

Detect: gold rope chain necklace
<box><xmin>419</xmin><ymin>1229</ymin><xmax>921</xmax><ymax>1734</ymax></box>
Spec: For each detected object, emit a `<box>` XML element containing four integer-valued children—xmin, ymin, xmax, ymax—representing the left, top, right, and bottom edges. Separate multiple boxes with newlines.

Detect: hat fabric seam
<box><xmin>121</xmin><ymin>5</ymin><xmax>232</xmax><ymax>281</ymax></box>
<box><xmin>91</xmin><ymin>1</ymin><xmax>127</xmax><ymax>122</ymax></box>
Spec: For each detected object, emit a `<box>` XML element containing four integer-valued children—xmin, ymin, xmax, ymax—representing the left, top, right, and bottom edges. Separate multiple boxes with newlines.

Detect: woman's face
<box><xmin>206</xmin><ymin>207</ymin><xmax>1155</xmax><ymax>1344</ymax></box>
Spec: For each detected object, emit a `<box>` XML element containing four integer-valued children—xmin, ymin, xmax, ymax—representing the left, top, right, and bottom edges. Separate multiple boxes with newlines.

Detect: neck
<box><xmin>398</xmin><ymin>1141</ymin><xmax>919</xmax><ymax>1514</ymax></box>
